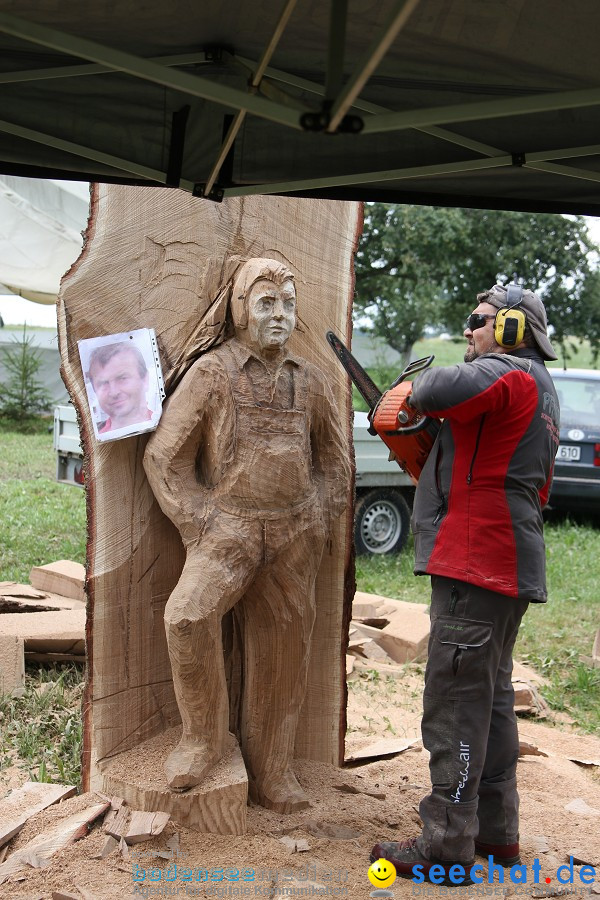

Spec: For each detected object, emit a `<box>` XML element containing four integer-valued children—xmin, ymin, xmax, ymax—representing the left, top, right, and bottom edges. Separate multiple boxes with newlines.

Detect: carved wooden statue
<box><xmin>144</xmin><ymin>257</ymin><xmax>350</xmax><ymax>813</ymax></box>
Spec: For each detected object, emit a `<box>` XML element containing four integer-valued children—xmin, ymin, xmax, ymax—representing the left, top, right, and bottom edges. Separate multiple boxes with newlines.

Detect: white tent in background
<box><xmin>0</xmin><ymin>176</ymin><xmax>89</xmax><ymax>305</ymax></box>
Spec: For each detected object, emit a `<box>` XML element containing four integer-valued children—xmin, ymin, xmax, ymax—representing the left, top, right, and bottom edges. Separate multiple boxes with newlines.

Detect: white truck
<box><xmin>53</xmin><ymin>405</ymin><xmax>414</xmax><ymax>555</ymax></box>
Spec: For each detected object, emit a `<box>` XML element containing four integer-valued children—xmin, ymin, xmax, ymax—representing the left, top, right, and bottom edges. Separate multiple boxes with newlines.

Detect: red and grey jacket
<box><xmin>410</xmin><ymin>348</ymin><xmax>560</xmax><ymax>601</ymax></box>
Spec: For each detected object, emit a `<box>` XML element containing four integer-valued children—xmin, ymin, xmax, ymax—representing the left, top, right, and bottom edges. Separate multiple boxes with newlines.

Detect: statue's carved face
<box><xmin>244</xmin><ymin>277</ymin><xmax>296</xmax><ymax>352</ymax></box>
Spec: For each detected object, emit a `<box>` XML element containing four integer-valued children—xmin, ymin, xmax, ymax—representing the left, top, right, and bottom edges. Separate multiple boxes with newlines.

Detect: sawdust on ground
<box><xmin>1</xmin><ymin>664</ymin><xmax>600</xmax><ymax>900</ymax></box>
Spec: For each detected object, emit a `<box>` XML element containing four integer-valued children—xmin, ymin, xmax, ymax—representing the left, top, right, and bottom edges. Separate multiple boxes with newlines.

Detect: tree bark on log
<box><xmin>57</xmin><ymin>186</ymin><xmax>361</xmax><ymax>795</ymax></box>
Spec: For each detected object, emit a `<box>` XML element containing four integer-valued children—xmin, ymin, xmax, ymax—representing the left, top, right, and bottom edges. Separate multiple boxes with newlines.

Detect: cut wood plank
<box><xmin>0</xmin><ymin>801</ymin><xmax>109</xmax><ymax>884</ymax></box>
<box><xmin>0</xmin><ymin>634</ymin><xmax>25</xmax><ymax>697</ymax></box>
<box><xmin>376</xmin><ymin>607</ymin><xmax>430</xmax><ymax>664</ymax></box>
<box><xmin>513</xmin><ymin>680</ymin><xmax>550</xmax><ymax>717</ymax></box>
<box><xmin>0</xmin><ymin>584</ymin><xmax>84</xmax><ymax>612</ymax></box>
<box><xmin>25</xmin><ymin>653</ymin><xmax>85</xmax><ymax>664</ymax></box>
<box><xmin>29</xmin><ymin>561</ymin><xmax>85</xmax><ymax>603</ymax></box>
<box><xmin>0</xmin><ymin>598</ymin><xmax>64</xmax><ymax>614</ymax></box>
<box><xmin>0</xmin><ymin>608</ymin><xmax>85</xmax><ymax>656</ymax></box>
<box><xmin>0</xmin><ymin>781</ymin><xmax>77</xmax><ymax>848</ymax></box>
<box><xmin>0</xmin><ymin>582</ymin><xmax>47</xmax><ymax>600</ymax></box>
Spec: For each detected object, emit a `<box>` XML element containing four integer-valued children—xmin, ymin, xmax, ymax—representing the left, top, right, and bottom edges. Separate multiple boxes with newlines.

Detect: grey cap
<box><xmin>479</xmin><ymin>283</ymin><xmax>558</xmax><ymax>361</ymax></box>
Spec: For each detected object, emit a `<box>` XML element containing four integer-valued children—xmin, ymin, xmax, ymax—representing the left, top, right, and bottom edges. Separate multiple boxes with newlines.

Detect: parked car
<box><xmin>548</xmin><ymin>368</ymin><xmax>600</xmax><ymax>513</ymax></box>
<box><xmin>353</xmin><ymin>411</ymin><xmax>413</xmax><ymax>555</ymax></box>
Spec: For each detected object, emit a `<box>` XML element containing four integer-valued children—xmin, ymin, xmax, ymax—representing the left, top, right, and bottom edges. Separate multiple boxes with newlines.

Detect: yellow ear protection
<box><xmin>494</xmin><ymin>283</ymin><xmax>526</xmax><ymax>348</ymax></box>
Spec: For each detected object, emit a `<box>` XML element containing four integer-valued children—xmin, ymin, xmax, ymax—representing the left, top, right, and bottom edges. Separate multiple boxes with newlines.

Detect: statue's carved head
<box><xmin>231</xmin><ymin>257</ymin><xmax>297</xmax><ymax>354</ymax></box>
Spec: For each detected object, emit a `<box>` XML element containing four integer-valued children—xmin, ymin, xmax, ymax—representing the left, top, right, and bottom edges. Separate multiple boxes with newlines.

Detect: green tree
<box><xmin>356</xmin><ymin>204</ymin><xmax>600</xmax><ymax>365</ymax></box>
<box><xmin>0</xmin><ymin>325</ymin><xmax>52</xmax><ymax>422</ymax></box>
<box><xmin>354</xmin><ymin>204</ymin><xmax>464</xmax><ymax>367</ymax></box>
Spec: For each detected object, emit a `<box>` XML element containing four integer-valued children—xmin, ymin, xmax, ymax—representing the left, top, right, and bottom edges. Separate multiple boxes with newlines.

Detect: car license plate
<box><xmin>557</xmin><ymin>445</ymin><xmax>581</xmax><ymax>461</ymax></box>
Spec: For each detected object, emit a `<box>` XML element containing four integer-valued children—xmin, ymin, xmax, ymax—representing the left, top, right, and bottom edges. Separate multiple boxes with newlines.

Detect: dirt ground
<box><xmin>1</xmin><ymin>662</ymin><xmax>600</xmax><ymax>900</ymax></box>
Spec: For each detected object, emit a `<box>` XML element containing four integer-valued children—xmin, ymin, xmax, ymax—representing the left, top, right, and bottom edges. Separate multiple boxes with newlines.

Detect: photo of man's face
<box><xmin>89</xmin><ymin>346</ymin><xmax>149</xmax><ymax>430</ymax></box>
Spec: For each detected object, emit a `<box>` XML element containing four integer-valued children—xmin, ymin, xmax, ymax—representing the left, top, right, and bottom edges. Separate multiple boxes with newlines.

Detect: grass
<box><xmin>0</xmin><ymin>666</ymin><xmax>83</xmax><ymax>785</ymax></box>
<box><xmin>1</xmin><ymin>417</ymin><xmax>86</xmax><ymax>785</ymax></box>
<box><xmin>0</xmin><ymin>417</ymin><xmax>86</xmax><ymax>582</ymax></box>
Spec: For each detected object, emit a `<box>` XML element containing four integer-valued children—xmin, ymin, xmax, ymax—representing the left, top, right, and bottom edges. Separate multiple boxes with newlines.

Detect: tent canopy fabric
<box><xmin>0</xmin><ymin>0</ymin><xmax>599</xmax><ymax>215</ymax></box>
<box><xmin>0</xmin><ymin>176</ymin><xmax>88</xmax><ymax>303</ymax></box>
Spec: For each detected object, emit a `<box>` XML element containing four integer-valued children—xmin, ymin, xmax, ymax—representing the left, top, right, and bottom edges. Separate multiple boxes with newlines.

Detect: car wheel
<box><xmin>354</xmin><ymin>489</ymin><xmax>411</xmax><ymax>555</ymax></box>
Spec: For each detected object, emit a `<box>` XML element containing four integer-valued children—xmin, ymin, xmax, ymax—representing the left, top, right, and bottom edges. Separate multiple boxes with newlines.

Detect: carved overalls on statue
<box><xmin>144</xmin><ymin>258</ymin><xmax>349</xmax><ymax>814</ymax></box>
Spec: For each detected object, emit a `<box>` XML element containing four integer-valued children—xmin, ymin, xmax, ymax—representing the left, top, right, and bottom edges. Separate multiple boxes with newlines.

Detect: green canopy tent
<box><xmin>0</xmin><ymin>0</ymin><xmax>599</xmax><ymax>214</ymax></box>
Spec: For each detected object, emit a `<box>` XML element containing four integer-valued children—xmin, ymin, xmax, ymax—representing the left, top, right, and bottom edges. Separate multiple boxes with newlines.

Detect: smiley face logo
<box><xmin>368</xmin><ymin>858</ymin><xmax>397</xmax><ymax>888</ymax></box>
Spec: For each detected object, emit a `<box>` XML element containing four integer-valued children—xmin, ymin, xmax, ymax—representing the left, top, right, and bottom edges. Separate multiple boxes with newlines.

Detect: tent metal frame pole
<box><xmin>326</xmin><ymin>0</ymin><xmax>421</xmax><ymax>133</ymax></box>
<box><xmin>224</xmin><ymin>154</ymin><xmax>513</xmax><ymax>196</ymax></box>
<box><xmin>362</xmin><ymin>86</ymin><xmax>600</xmax><ymax>135</ymax></box>
<box><xmin>203</xmin><ymin>0</ymin><xmax>298</xmax><ymax>197</ymax></box>
<box><xmin>0</xmin><ymin>117</ymin><xmax>194</xmax><ymax>187</ymax></box>
<box><xmin>324</xmin><ymin>0</ymin><xmax>348</xmax><ymax>102</ymax></box>
<box><xmin>0</xmin><ymin>53</ymin><xmax>217</xmax><ymax>85</ymax></box>
<box><xmin>524</xmin><ymin>161</ymin><xmax>600</xmax><ymax>184</ymax></box>
<box><xmin>0</xmin><ymin>11</ymin><xmax>304</xmax><ymax>130</ymax></box>
<box><xmin>233</xmin><ymin>53</ymin><xmax>504</xmax><ymax>155</ymax></box>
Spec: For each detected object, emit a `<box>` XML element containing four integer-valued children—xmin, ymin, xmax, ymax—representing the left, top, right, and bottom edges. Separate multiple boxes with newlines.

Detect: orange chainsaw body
<box><xmin>371</xmin><ymin>382</ymin><xmax>440</xmax><ymax>486</ymax></box>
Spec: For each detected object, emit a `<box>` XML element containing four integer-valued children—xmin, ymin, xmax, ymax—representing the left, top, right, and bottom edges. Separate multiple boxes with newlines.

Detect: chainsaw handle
<box><xmin>389</xmin><ymin>354</ymin><xmax>435</xmax><ymax>389</ymax></box>
<box><xmin>386</xmin><ymin>415</ymin><xmax>432</xmax><ymax>436</ymax></box>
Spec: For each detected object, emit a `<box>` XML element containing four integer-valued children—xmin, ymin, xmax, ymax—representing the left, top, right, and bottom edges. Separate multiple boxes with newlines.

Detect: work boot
<box><xmin>370</xmin><ymin>837</ymin><xmax>475</xmax><ymax>886</ymax></box>
<box><xmin>474</xmin><ymin>840</ymin><xmax>521</xmax><ymax>866</ymax></box>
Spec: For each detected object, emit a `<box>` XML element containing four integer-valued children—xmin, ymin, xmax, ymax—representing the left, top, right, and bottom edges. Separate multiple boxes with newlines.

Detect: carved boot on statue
<box><xmin>165</xmin><ymin>734</ymin><xmax>222</xmax><ymax>791</ymax></box>
<box><xmin>249</xmin><ymin>767</ymin><xmax>310</xmax><ymax>814</ymax></box>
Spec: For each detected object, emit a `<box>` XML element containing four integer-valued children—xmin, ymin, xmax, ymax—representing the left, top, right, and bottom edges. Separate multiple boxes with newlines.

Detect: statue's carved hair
<box><xmin>230</xmin><ymin>257</ymin><xmax>295</xmax><ymax>328</ymax></box>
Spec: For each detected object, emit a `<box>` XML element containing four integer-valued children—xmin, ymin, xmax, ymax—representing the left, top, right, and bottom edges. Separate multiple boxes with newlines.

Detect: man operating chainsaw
<box><xmin>371</xmin><ymin>283</ymin><xmax>560</xmax><ymax>884</ymax></box>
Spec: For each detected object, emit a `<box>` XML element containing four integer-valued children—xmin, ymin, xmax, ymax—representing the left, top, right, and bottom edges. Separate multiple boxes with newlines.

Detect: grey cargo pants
<box><xmin>416</xmin><ymin>575</ymin><xmax>529</xmax><ymax>862</ymax></box>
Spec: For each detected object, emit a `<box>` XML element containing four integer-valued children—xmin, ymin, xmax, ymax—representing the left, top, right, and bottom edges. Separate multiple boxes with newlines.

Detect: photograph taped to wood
<box><xmin>78</xmin><ymin>328</ymin><xmax>165</xmax><ymax>442</ymax></box>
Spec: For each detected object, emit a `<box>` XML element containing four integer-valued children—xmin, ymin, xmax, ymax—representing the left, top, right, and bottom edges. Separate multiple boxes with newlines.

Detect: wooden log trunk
<box><xmin>57</xmin><ymin>187</ymin><xmax>360</xmax><ymax>815</ymax></box>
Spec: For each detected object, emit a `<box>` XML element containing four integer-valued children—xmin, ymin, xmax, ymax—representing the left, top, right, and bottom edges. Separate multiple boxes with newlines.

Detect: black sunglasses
<box><xmin>465</xmin><ymin>313</ymin><xmax>496</xmax><ymax>332</ymax></box>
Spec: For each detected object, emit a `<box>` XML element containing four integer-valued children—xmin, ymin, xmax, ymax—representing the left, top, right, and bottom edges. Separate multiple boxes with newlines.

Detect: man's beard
<box><xmin>464</xmin><ymin>338</ymin><xmax>497</xmax><ymax>362</ymax></box>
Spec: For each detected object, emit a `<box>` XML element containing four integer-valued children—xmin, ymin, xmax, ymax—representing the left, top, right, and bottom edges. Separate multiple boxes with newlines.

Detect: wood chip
<box><xmin>518</xmin><ymin>740</ymin><xmax>548</xmax><ymax>758</ymax></box>
<box><xmin>279</xmin><ymin>836</ymin><xmax>298</xmax><ymax>853</ymax></box>
<box><xmin>125</xmin><ymin>810</ymin><xmax>170</xmax><ymax>844</ymax></box>
<box><xmin>345</xmin><ymin>737</ymin><xmax>421</xmax><ymax>764</ymax></box>
<box><xmin>564</xmin><ymin>798</ymin><xmax>600</xmax><ymax>816</ymax></box>
<box><xmin>92</xmin><ymin>834</ymin><xmax>118</xmax><ymax>859</ymax></box>
<box><xmin>566</xmin><ymin>849</ymin><xmax>599</xmax><ymax>866</ymax></box>
<box><xmin>333</xmin><ymin>782</ymin><xmax>386</xmax><ymax>800</ymax></box>
<box><xmin>52</xmin><ymin>892</ymin><xmax>81</xmax><ymax>900</ymax></box>
<box><xmin>530</xmin><ymin>835</ymin><xmax>551</xmax><ymax>853</ymax></box>
<box><xmin>565</xmin><ymin>756</ymin><xmax>600</xmax><ymax>768</ymax></box>
<box><xmin>304</xmin><ymin>820</ymin><xmax>360</xmax><ymax>840</ymax></box>
<box><xmin>103</xmin><ymin>803</ymin><xmax>129</xmax><ymax>839</ymax></box>
<box><xmin>76</xmin><ymin>888</ymin><xmax>100</xmax><ymax>900</ymax></box>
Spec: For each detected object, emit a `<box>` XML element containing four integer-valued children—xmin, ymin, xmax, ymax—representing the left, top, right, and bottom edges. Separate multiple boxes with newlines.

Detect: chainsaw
<box><xmin>326</xmin><ymin>331</ymin><xmax>441</xmax><ymax>485</ymax></box>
